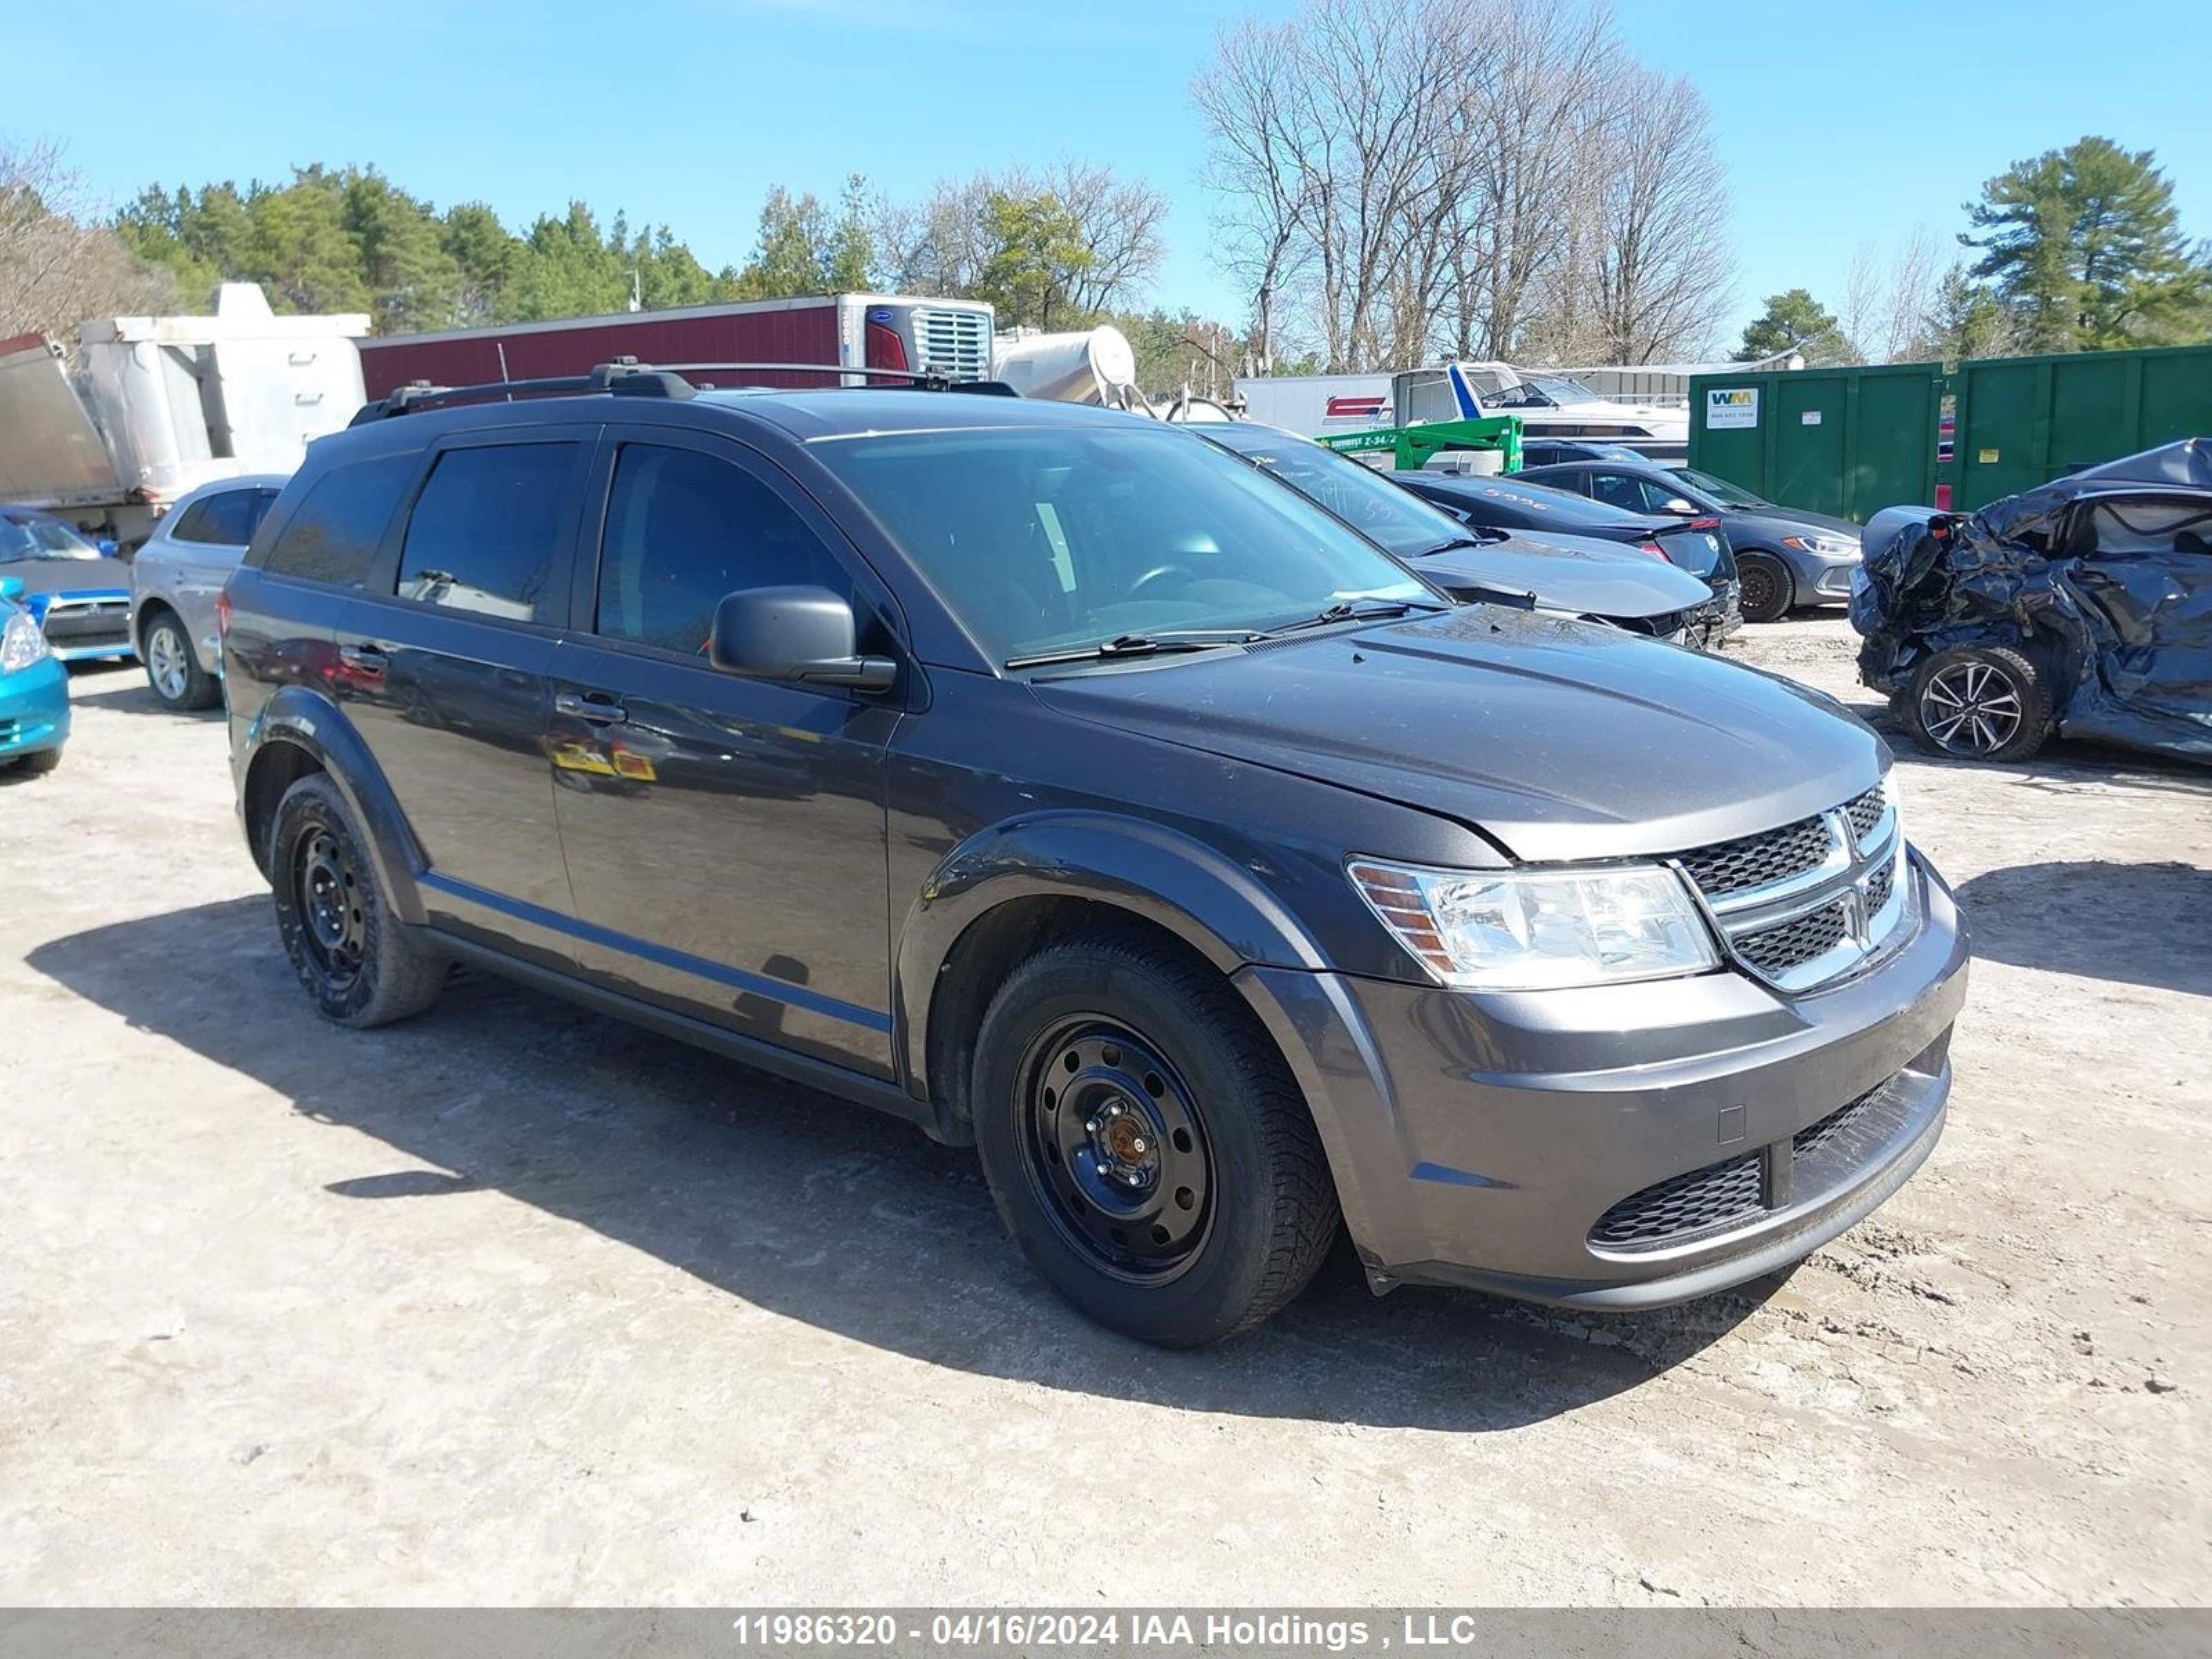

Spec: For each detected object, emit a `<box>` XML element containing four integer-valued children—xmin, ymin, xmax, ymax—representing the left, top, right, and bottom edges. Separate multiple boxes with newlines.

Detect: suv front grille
<box><xmin>1674</xmin><ymin>778</ymin><xmax>1906</xmax><ymax>992</ymax></box>
<box><xmin>1678</xmin><ymin>812</ymin><xmax>1833</xmax><ymax>899</ymax></box>
<box><xmin>1736</xmin><ymin>897</ymin><xmax>1854</xmax><ymax>976</ymax></box>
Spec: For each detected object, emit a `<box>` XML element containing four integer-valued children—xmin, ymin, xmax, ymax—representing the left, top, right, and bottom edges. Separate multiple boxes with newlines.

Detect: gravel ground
<box><xmin>1</xmin><ymin>618</ymin><xmax>2205</xmax><ymax>1606</ymax></box>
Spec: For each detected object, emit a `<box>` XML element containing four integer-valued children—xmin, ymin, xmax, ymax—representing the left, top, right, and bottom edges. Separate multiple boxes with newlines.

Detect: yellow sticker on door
<box><xmin>1978</xmin><ymin>448</ymin><xmax>2000</xmax><ymax>464</ymax></box>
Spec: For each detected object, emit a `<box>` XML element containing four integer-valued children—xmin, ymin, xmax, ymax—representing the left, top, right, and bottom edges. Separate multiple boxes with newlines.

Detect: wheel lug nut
<box><xmin>1132</xmin><ymin>1138</ymin><xmax>1147</xmax><ymax>1153</ymax></box>
<box><xmin>1085</xmin><ymin>1118</ymin><xmax>1100</xmax><ymax>1133</ymax></box>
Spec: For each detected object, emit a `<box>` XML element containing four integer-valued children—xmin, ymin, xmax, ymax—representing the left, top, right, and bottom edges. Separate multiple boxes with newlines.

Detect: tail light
<box><xmin>1635</xmin><ymin>540</ymin><xmax>1672</xmax><ymax>563</ymax></box>
<box><xmin>1689</xmin><ymin>517</ymin><xmax>1722</xmax><ymax>533</ymax></box>
<box><xmin>216</xmin><ymin>590</ymin><xmax>232</xmax><ymax>640</ymax></box>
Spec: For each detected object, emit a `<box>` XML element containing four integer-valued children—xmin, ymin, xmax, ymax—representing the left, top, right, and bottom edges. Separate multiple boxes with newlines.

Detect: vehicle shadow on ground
<box><xmin>1953</xmin><ymin>859</ymin><xmax>2212</xmax><ymax>997</ymax></box>
<box><xmin>62</xmin><ymin>671</ymin><xmax>220</xmax><ymax>719</ymax></box>
<box><xmin>30</xmin><ymin>897</ymin><xmax>1776</xmax><ymax>1432</ymax></box>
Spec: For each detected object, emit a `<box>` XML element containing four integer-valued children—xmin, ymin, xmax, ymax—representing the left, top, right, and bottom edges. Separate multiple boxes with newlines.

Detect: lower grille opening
<box><xmin>1589</xmin><ymin>1087</ymin><xmax>1893</xmax><ymax>1253</ymax></box>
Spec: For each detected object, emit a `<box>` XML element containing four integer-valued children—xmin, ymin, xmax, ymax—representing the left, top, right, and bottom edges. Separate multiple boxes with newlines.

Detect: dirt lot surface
<box><xmin>3</xmin><ymin>619</ymin><xmax>2205</xmax><ymax>1606</ymax></box>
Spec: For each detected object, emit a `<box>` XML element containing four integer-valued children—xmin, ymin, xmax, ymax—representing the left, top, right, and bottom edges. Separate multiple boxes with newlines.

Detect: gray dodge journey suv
<box><xmin>224</xmin><ymin>366</ymin><xmax>1970</xmax><ymax>1347</ymax></box>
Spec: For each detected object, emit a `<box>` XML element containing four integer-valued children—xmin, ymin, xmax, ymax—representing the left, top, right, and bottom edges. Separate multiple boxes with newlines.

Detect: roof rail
<box><xmin>349</xmin><ymin>357</ymin><xmax>1020</xmax><ymax>424</ymax></box>
<box><xmin>659</xmin><ymin>362</ymin><xmax>1020</xmax><ymax>397</ymax></box>
<box><xmin>348</xmin><ymin>357</ymin><xmax>697</xmax><ymax>424</ymax></box>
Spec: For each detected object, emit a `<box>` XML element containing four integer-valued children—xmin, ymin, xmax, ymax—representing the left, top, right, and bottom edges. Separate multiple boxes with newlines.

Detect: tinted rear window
<box><xmin>260</xmin><ymin>455</ymin><xmax>418</xmax><ymax>587</ymax></box>
<box><xmin>395</xmin><ymin>443</ymin><xmax>576</xmax><ymax>624</ymax></box>
<box><xmin>1425</xmin><ymin>476</ymin><xmax>1653</xmax><ymax>532</ymax></box>
<box><xmin>174</xmin><ymin>488</ymin><xmax>264</xmax><ymax>546</ymax></box>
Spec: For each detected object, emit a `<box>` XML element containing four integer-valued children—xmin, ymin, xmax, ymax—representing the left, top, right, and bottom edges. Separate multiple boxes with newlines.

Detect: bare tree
<box><xmin>1587</xmin><ymin>66</ymin><xmax>1732</xmax><ymax>362</ymax></box>
<box><xmin>0</xmin><ymin>140</ymin><xmax>174</xmax><ymax>346</ymax></box>
<box><xmin>1042</xmin><ymin>160</ymin><xmax>1168</xmax><ymax>316</ymax></box>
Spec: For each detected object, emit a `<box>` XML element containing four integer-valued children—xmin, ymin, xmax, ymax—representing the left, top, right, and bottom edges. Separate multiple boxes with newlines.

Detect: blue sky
<box><xmin>15</xmin><ymin>0</ymin><xmax>2210</xmax><ymax>348</ymax></box>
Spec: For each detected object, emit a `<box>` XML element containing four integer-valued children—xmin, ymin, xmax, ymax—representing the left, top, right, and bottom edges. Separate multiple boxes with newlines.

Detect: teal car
<box><xmin>0</xmin><ymin>575</ymin><xmax>69</xmax><ymax>776</ymax></box>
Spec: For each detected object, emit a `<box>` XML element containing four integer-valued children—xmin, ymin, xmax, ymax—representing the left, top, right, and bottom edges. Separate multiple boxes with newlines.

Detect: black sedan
<box><xmin>1516</xmin><ymin>458</ymin><xmax>1864</xmax><ymax>624</ymax></box>
<box><xmin>1194</xmin><ymin>424</ymin><xmax>1723</xmax><ymax>646</ymax></box>
<box><xmin>1394</xmin><ymin>469</ymin><xmax>1741</xmax><ymax>638</ymax></box>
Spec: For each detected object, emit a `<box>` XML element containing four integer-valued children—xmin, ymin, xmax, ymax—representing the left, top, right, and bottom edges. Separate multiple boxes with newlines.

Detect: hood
<box><xmin>1739</xmin><ymin>506</ymin><xmax>1861</xmax><ymax>545</ymax></box>
<box><xmin>1419</xmin><ymin>531</ymin><xmax>1710</xmax><ymax>621</ymax></box>
<box><xmin>0</xmin><ymin>556</ymin><xmax>131</xmax><ymax>599</ymax></box>
<box><xmin>1033</xmin><ymin>606</ymin><xmax>1884</xmax><ymax>863</ymax></box>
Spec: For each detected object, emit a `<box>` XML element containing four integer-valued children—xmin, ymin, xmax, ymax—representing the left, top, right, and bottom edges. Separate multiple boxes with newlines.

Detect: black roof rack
<box><xmin>661</xmin><ymin>362</ymin><xmax>1019</xmax><ymax>396</ymax></box>
<box><xmin>350</xmin><ymin>357</ymin><xmax>1018</xmax><ymax>424</ymax></box>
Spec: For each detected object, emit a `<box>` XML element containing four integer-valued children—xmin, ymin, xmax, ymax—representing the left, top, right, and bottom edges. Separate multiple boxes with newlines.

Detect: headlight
<box><xmin>1349</xmin><ymin>859</ymin><xmax>1720</xmax><ymax>991</ymax></box>
<box><xmin>1782</xmin><ymin>533</ymin><xmax>1861</xmax><ymax>560</ymax></box>
<box><xmin>0</xmin><ymin>611</ymin><xmax>49</xmax><ymax>673</ymax></box>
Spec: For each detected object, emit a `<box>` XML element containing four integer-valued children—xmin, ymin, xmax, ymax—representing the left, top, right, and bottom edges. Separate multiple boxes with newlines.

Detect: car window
<box><xmin>816</xmin><ymin>424</ymin><xmax>1429</xmax><ymax>664</ymax></box>
<box><xmin>1422</xmin><ymin>476</ymin><xmax>1649</xmax><ymax>532</ymax></box>
<box><xmin>1203</xmin><ymin>429</ymin><xmax>1466</xmax><ymax>559</ymax></box>
<box><xmin>0</xmin><ymin>514</ymin><xmax>100</xmax><ymax>561</ymax></box>
<box><xmin>1588</xmin><ymin>471</ymin><xmax>1660</xmax><ymax>514</ymax></box>
<box><xmin>594</xmin><ymin>444</ymin><xmax>850</xmax><ymax>657</ymax></box>
<box><xmin>395</xmin><ymin>444</ymin><xmax>576</xmax><ymax>622</ymax></box>
<box><xmin>167</xmin><ymin>500</ymin><xmax>215</xmax><ymax>545</ymax></box>
<box><xmin>174</xmin><ymin>489</ymin><xmax>261</xmax><ymax>546</ymax></box>
<box><xmin>261</xmin><ymin>454</ymin><xmax>418</xmax><ymax>587</ymax></box>
<box><xmin>2079</xmin><ymin>496</ymin><xmax>2212</xmax><ymax>559</ymax></box>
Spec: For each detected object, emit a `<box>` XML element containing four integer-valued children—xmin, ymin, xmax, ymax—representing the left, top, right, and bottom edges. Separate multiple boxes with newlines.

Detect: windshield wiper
<box><xmin>1416</xmin><ymin>532</ymin><xmax>1503</xmax><ymax>556</ymax></box>
<box><xmin>1004</xmin><ymin>629</ymin><xmax>1262</xmax><ymax>670</ymax></box>
<box><xmin>1261</xmin><ymin>597</ymin><xmax>1449</xmax><ymax>637</ymax></box>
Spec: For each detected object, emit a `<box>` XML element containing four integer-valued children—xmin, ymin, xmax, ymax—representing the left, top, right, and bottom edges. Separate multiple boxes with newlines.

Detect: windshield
<box><xmin>1483</xmin><ymin>375</ymin><xmax>1600</xmax><ymax>410</ymax></box>
<box><xmin>1201</xmin><ymin>428</ymin><xmax>1473</xmax><ymax>559</ymax></box>
<box><xmin>0</xmin><ymin>515</ymin><xmax>101</xmax><ymax>561</ymax></box>
<box><xmin>1672</xmin><ymin>466</ymin><xmax>1768</xmax><ymax>508</ymax></box>
<box><xmin>815</xmin><ymin>424</ymin><xmax>1432</xmax><ymax>664</ymax></box>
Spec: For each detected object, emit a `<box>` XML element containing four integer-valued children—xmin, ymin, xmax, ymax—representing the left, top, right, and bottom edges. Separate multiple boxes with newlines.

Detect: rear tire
<box><xmin>268</xmin><ymin>774</ymin><xmax>447</xmax><ymax>1027</ymax></box>
<box><xmin>1907</xmin><ymin>644</ymin><xmax>2052</xmax><ymax>762</ymax></box>
<box><xmin>1736</xmin><ymin>552</ymin><xmax>1792</xmax><ymax>624</ymax></box>
<box><xmin>971</xmin><ymin>928</ymin><xmax>1339</xmax><ymax>1347</ymax></box>
<box><xmin>141</xmin><ymin>607</ymin><xmax>220</xmax><ymax>711</ymax></box>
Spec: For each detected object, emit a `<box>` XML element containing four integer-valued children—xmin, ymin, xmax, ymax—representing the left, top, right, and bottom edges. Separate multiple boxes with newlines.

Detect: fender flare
<box><xmin>241</xmin><ymin>686</ymin><xmax>427</xmax><ymax>926</ymax></box>
<box><xmin>892</xmin><ymin>811</ymin><xmax>1332</xmax><ymax>1097</ymax></box>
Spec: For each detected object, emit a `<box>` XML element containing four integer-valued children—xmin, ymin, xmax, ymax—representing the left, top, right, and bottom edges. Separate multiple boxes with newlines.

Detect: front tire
<box><xmin>13</xmin><ymin>747</ymin><xmax>62</xmax><ymax>776</ymax></box>
<box><xmin>971</xmin><ymin>929</ymin><xmax>1339</xmax><ymax>1347</ymax></box>
<box><xmin>1736</xmin><ymin>552</ymin><xmax>1792</xmax><ymax>623</ymax></box>
<box><xmin>141</xmin><ymin>607</ymin><xmax>220</xmax><ymax>710</ymax></box>
<box><xmin>268</xmin><ymin>774</ymin><xmax>448</xmax><ymax>1027</ymax></box>
<box><xmin>1908</xmin><ymin>644</ymin><xmax>2052</xmax><ymax>761</ymax></box>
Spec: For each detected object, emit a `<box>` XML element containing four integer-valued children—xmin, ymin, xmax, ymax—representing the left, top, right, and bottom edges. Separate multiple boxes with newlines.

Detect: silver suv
<box><xmin>131</xmin><ymin>474</ymin><xmax>285</xmax><ymax>709</ymax></box>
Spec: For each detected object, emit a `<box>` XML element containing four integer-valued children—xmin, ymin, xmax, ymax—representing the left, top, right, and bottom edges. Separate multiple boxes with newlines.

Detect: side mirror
<box><xmin>0</xmin><ymin>576</ymin><xmax>21</xmax><ymax>601</ymax></box>
<box><xmin>1661</xmin><ymin>497</ymin><xmax>1698</xmax><ymax>516</ymax></box>
<box><xmin>710</xmin><ymin>585</ymin><xmax>896</xmax><ymax>693</ymax></box>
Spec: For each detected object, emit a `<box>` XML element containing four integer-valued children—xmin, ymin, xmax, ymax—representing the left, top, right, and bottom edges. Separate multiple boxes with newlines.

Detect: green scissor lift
<box><xmin>1315</xmin><ymin>412</ymin><xmax>1524</xmax><ymax>473</ymax></box>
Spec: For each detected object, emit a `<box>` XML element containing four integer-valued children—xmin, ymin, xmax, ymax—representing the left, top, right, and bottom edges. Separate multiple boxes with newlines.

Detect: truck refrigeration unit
<box><xmin>0</xmin><ymin>284</ymin><xmax>368</xmax><ymax>549</ymax></box>
<box><xmin>357</xmin><ymin>294</ymin><xmax>995</xmax><ymax>398</ymax></box>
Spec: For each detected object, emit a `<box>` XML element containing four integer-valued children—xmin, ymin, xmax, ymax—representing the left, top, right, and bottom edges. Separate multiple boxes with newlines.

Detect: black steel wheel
<box><xmin>268</xmin><ymin>774</ymin><xmax>448</xmax><ymax>1027</ymax></box>
<box><xmin>1908</xmin><ymin>644</ymin><xmax>2052</xmax><ymax>762</ymax></box>
<box><xmin>294</xmin><ymin>825</ymin><xmax>368</xmax><ymax>993</ymax></box>
<box><xmin>1736</xmin><ymin>552</ymin><xmax>1792</xmax><ymax>623</ymax></box>
<box><xmin>971</xmin><ymin>928</ymin><xmax>1339</xmax><ymax>1347</ymax></box>
<box><xmin>1017</xmin><ymin>1018</ymin><xmax>1214</xmax><ymax>1284</ymax></box>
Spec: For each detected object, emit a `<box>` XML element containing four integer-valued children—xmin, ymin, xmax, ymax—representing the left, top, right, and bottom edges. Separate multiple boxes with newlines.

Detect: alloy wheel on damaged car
<box><xmin>1919</xmin><ymin>658</ymin><xmax>2025</xmax><ymax>756</ymax></box>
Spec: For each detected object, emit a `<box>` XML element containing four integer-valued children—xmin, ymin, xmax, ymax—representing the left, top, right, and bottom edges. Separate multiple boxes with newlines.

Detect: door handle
<box><xmin>338</xmin><ymin>641</ymin><xmax>388</xmax><ymax>672</ymax></box>
<box><xmin>555</xmin><ymin>689</ymin><xmax>627</xmax><ymax>724</ymax></box>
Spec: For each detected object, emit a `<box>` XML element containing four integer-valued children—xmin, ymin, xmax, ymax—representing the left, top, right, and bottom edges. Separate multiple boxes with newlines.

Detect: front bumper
<box><xmin>1237</xmin><ymin>849</ymin><xmax>1969</xmax><ymax>1309</ymax></box>
<box><xmin>0</xmin><ymin>657</ymin><xmax>71</xmax><ymax>758</ymax></box>
<box><xmin>1809</xmin><ymin>560</ymin><xmax>1859</xmax><ymax>601</ymax></box>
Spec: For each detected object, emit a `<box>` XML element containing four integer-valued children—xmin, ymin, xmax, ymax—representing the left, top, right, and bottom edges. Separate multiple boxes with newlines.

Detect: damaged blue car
<box><xmin>1855</xmin><ymin>440</ymin><xmax>2212</xmax><ymax>764</ymax></box>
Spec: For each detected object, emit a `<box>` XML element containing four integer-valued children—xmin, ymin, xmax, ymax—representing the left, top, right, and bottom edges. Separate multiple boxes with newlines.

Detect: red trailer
<box><xmin>357</xmin><ymin>293</ymin><xmax>994</xmax><ymax>400</ymax></box>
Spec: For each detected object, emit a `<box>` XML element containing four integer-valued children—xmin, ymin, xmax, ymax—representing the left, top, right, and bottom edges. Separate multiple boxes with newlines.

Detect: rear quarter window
<box><xmin>258</xmin><ymin>453</ymin><xmax>419</xmax><ymax>587</ymax></box>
